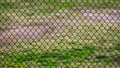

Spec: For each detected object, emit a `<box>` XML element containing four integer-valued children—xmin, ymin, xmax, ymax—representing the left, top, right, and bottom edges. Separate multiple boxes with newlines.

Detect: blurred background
<box><xmin>0</xmin><ymin>0</ymin><xmax>120</xmax><ymax>67</ymax></box>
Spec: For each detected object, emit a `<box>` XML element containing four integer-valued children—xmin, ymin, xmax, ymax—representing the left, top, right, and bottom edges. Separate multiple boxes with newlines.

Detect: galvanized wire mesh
<box><xmin>0</xmin><ymin>0</ymin><xmax>120</xmax><ymax>67</ymax></box>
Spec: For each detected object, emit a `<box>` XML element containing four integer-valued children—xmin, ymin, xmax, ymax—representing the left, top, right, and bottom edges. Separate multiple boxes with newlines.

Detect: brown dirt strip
<box><xmin>0</xmin><ymin>22</ymin><xmax>63</xmax><ymax>45</ymax></box>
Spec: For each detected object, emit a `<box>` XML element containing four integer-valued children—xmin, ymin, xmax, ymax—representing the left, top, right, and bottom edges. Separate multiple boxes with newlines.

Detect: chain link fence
<box><xmin>0</xmin><ymin>0</ymin><xmax>120</xmax><ymax>67</ymax></box>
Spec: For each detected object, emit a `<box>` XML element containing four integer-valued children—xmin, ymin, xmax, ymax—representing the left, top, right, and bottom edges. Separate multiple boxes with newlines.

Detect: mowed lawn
<box><xmin>0</xmin><ymin>0</ymin><xmax>120</xmax><ymax>67</ymax></box>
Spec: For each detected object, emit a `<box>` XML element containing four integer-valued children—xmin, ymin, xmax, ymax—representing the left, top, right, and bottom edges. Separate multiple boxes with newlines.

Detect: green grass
<box><xmin>0</xmin><ymin>0</ymin><xmax>79</xmax><ymax>14</ymax></box>
<box><xmin>0</xmin><ymin>0</ymin><xmax>120</xmax><ymax>14</ymax></box>
<box><xmin>1</xmin><ymin>0</ymin><xmax>120</xmax><ymax>9</ymax></box>
<box><xmin>96</xmin><ymin>55</ymin><xmax>113</xmax><ymax>63</ymax></box>
<box><xmin>114</xmin><ymin>42</ymin><xmax>120</xmax><ymax>50</ymax></box>
<box><xmin>0</xmin><ymin>45</ymin><xmax>95</xmax><ymax>67</ymax></box>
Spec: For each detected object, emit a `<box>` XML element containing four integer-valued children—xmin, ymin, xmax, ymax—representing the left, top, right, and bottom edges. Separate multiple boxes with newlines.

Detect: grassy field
<box><xmin>0</xmin><ymin>0</ymin><xmax>120</xmax><ymax>67</ymax></box>
<box><xmin>0</xmin><ymin>0</ymin><xmax>120</xmax><ymax>25</ymax></box>
<box><xmin>0</xmin><ymin>22</ymin><xmax>120</xmax><ymax>67</ymax></box>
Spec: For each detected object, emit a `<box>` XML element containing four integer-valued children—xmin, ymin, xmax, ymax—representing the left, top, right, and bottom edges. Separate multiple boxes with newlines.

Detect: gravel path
<box><xmin>0</xmin><ymin>23</ymin><xmax>63</xmax><ymax>45</ymax></box>
<box><xmin>0</xmin><ymin>7</ymin><xmax>120</xmax><ymax>45</ymax></box>
<box><xmin>83</xmin><ymin>11</ymin><xmax>120</xmax><ymax>23</ymax></box>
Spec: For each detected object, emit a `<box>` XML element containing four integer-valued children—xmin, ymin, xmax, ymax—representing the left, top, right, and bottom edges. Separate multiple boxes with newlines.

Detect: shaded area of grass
<box><xmin>114</xmin><ymin>42</ymin><xmax>120</xmax><ymax>51</ymax></box>
<box><xmin>95</xmin><ymin>55</ymin><xmax>113</xmax><ymax>64</ymax></box>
